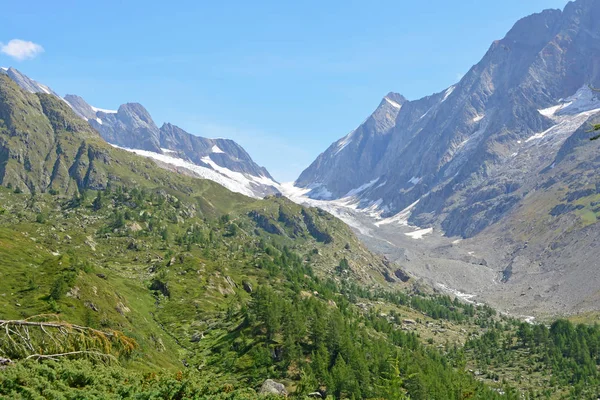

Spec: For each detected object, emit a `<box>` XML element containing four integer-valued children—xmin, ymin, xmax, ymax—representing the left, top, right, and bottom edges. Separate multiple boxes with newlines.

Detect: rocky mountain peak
<box><xmin>296</xmin><ymin>0</ymin><xmax>600</xmax><ymax>235</ymax></box>
<box><xmin>118</xmin><ymin>103</ymin><xmax>155</xmax><ymax>124</ymax></box>
<box><xmin>502</xmin><ymin>8</ymin><xmax>562</xmax><ymax>46</ymax></box>
<box><xmin>383</xmin><ymin>92</ymin><xmax>407</xmax><ymax>107</ymax></box>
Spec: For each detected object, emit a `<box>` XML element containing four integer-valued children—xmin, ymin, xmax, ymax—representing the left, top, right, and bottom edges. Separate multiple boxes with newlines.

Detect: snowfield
<box><xmin>111</xmin><ymin>145</ymin><xmax>278</xmax><ymax>198</ymax></box>
<box><xmin>91</xmin><ymin>105</ymin><xmax>118</xmax><ymax>114</ymax></box>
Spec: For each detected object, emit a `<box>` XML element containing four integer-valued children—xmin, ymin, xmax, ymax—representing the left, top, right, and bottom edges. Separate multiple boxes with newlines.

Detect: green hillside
<box><xmin>1</xmin><ymin>74</ymin><xmax>600</xmax><ymax>399</ymax></box>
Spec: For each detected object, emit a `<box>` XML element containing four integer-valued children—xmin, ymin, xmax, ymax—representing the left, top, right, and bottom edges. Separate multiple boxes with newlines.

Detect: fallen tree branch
<box><xmin>0</xmin><ymin>319</ymin><xmax>117</xmax><ymax>337</ymax></box>
<box><xmin>0</xmin><ymin>315</ymin><xmax>136</xmax><ymax>362</ymax></box>
<box><xmin>25</xmin><ymin>351</ymin><xmax>117</xmax><ymax>362</ymax></box>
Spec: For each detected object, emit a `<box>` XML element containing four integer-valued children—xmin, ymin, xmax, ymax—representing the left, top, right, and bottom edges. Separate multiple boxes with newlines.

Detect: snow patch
<box><xmin>0</xmin><ymin>67</ymin><xmax>7</xmax><ymax>71</ymax></box>
<box><xmin>91</xmin><ymin>105</ymin><xmax>118</xmax><ymax>114</ymax></box>
<box><xmin>95</xmin><ymin>117</ymin><xmax>102</xmax><ymax>125</ymax></box>
<box><xmin>375</xmin><ymin>199</ymin><xmax>420</xmax><ymax>227</ymax></box>
<box><xmin>161</xmin><ymin>148</ymin><xmax>177</xmax><ymax>154</ymax></box>
<box><xmin>306</xmin><ymin>184</ymin><xmax>334</xmax><ymax>200</ymax></box>
<box><xmin>334</xmin><ymin>130</ymin><xmax>355</xmax><ymax>154</ymax></box>
<box><xmin>538</xmin><ymin>104</ymin><xmax>565</xmax><ymax>117</ymax></box>
<box><xmin>442</xmin><ymin>86</ymin><xmax>455</xmax><ymax>102</ymax></box>
<box><xmin>200</xmin><ymin>155</ymin><xmax>277</xmax><ymax>188</ymax></box>
<box><xmin>211</xmin><ymin>145</ymin><xmax>224</xmax><ymax>154</ymax></box>
<box><xmin>526</xmin><ymin>105</ymin><xmax>600</xmax><ymax>143</ymax></box>
<box><xmin>375</xmin><ymin>180</ymin><xmax>387</xmax><ymax>189</ymax></box>
<box><xmin>408</xmin><ymin>176</ymin><xmax>421</xmax><ymax>185</ymax></box>
<box><xmin>472</xmin><ymin>114</ymin><xmax>484</xmax><ymax>123</ymax></box>
<box><xmin>280</xmin><ymin>182</ymin><xmax>312</xmax><ymax>199</ymax></box>
<box><xmin>111</xmin><ymin>145</ymin><xmax>277</xmax><ymax>198</ymax></box>
<box><xmin>38</xmin><ymin>84</ymin><xmax>52</xmax><ymax>95</ymax></box>
<box><xmin>437</xmin><ymin>283</ymin><xmax>480</xmax><ymax>305</ymax></box>
<box><xmin>384</xmin><ymin>97</ymin><xmax>402</xmax><ymax>109</ymax></box>
<box><xmin>538</xmin><ymin>86</ymin><xmax>600</xmax><ymax>118</ymax></box>
<box><xmin>404</xmin><ymin>227</ymin><xmax>433</xmax><ymax>239</ymax></box>
<box><xmin>279</xmin><ymin>183</ymin><xmax>374</xmax><ymax>236</ymax></box>
<box><xmin>344</xmin><ymin>178</ymin><xmax>380</xmax><ymax>197</ymax></box>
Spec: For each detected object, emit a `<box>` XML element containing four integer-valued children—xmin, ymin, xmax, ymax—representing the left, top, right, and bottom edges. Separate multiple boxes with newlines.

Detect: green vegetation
<box><xmin>1</xmin><ymin>360</ymin><xmax>270</xmax><ymax>399</ymax></box>
<box><xmin>0</xmin><ymin>186</ymin><xmax>501</xmax><ymax>399</ymax></box>
<box><xmin>466</xmin><ymin>319</ymin><xmax>600</xmax><ymax>399</ymax></box>
<box><xmin>1</xmin><ymin>74</ymin><xmax>600</xmax><ymax>398</ymax></box>
<box><xmin>589</xmin><ymin>123</ymin><xmax>600</xmax><ymax>141</ymax></box>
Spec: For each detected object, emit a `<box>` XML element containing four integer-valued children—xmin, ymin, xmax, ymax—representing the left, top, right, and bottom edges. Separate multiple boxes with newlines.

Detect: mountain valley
<box><xmin>2</xmin><ymin>0</ymin><xmax>600</xmax><ymax>398</ymax></box>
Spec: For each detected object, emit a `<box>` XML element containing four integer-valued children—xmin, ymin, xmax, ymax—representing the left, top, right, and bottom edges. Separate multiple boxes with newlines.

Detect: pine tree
<box><xmin>93</xmin><ymin>191</ymin><xmax>103</xmax><ymax>211</ymax></box>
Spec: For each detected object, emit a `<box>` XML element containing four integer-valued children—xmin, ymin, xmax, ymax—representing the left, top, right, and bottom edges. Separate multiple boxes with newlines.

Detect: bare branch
<box><xmin>25</xmin><ymin>351</ymin><xmax>117</xmax><ymax>362</ymax></box>
<box><xmin>0</xmin><ymin>315</ymin><xmax>136</xmax><ymax>362</ymax></box>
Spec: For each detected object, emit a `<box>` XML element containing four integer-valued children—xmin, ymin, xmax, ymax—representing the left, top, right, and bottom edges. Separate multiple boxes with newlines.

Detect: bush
<box><xmin>0</xmin><ymin>360</ymin><xmax>264</xmax><ymax>399</ymax></box>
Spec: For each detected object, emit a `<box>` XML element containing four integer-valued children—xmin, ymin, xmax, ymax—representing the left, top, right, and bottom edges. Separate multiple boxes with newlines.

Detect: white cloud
<box><xmin>1</xmin><ymin>39</ymin><xmax>44</xmax><ymax>61</ymax></box>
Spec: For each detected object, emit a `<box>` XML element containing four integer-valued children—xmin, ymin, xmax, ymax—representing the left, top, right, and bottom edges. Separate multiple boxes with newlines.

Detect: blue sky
<box><xmin>2</xmin><ymin>0</ymin><xmax>568</xmax><ymax>181</ymax></box>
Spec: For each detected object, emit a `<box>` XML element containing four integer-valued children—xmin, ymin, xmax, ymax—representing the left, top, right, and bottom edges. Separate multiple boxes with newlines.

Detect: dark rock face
<box><xmin>249</xmin><ymin>211</ymin><xmax>285</xmax><ymax>235</ymax></box>
<box><xmin>296</xmin><ymin>0</ymin><xmax>600</xmax><ymax>238</ymax></box>
<box><xmin>394</xmin><ymin>269</ymin><xmax>410</xmax><ymax>283</ymax></box>
<box><xmin>242</xmin><ymin>280</ymin><xmax>253</xmax><ymax>293</ymax></box>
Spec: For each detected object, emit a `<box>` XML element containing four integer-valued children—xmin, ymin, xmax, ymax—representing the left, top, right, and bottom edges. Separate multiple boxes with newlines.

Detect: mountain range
<box><xmin>3</xmin><ymin>0</ymin><xmax>600</xmax><ymax>319</ymax></box>
<box><xmin>291</xmin><ymin>0</ymin><xmax>600</xmax><ymax>317</ymax></box>
<box><xmin>4</xmin><ymin>1</ymin><xmax>600</xmax><ymax>397</ymax></box>
<box><xmin>0</xmin><ymin>66</ymin><xmax>279</xmax><ymax>198</ymax></box>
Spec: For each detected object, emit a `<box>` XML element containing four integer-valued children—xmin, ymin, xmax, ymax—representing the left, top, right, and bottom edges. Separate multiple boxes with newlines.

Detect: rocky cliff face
<box><xmin>90</xmin><ymin>102</ymin><xmax>163</xmax><ymax>153</ymax></box>
<box><xmin>296</xmin><ymin>0</ymin><xmax>600</xmax><ymax>239</ymax></box>
<box><xmin>159</xmin><ymin>122</ymin><xmax>273</xmax><ymax>179</ymax></box>
<box><xmin>296</xmin><ymin>93</ymin><xmax>406</xmax><ymax>199</ymax></box>
<box><xmin>0</xmin><ymin>75</ymin><xmax>111</xmax><ymax>194</ymax></box>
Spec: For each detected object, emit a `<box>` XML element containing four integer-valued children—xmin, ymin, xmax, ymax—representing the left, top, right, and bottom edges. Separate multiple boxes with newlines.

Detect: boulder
<box><xmin>259</xmin><ymin>379</ymin><xmax>287</xmax><ymax>397</ymax></box>
<box><xmin>242</xmin><ymin>280</ymin><xmax>253</xmax><ymax>293</ymax></box>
